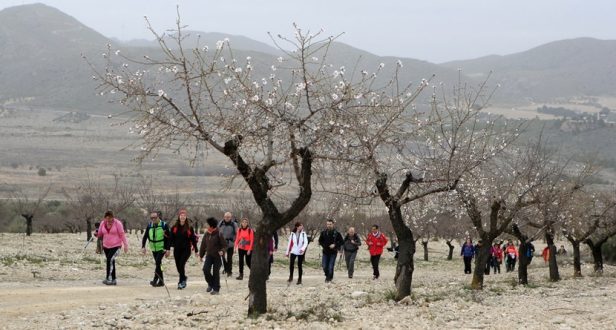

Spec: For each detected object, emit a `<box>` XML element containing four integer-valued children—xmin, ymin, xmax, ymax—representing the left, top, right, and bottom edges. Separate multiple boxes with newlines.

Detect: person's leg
<box><xmin>203</xmin><ymin>256</ymin><xmax>213</xmax><ymax>290</ymax></box>
<box><xmin>173</xmin><ymin>248</ymin><xmax>183</xmax><ymax>283</ymax></box>
<box><xmin>288</xmin><ymin>253</ymin><xmax>296</xmax><ymax>281</ymax></box>
<box><xmin>110</xmin><ymin>247</ymin><xmax>119</xmax><ymax>280</ymax></box>
<box><xmin>225</xmin><ymin>247</ymin><xmax>234</xmax><ymax>275</ymax></box>
<box><xmin>153</xmin><ymin>251</ymin><xmax>165</xmax><ymax>283</ymax></box>
<box><xmin>212</xmin><ymin>255</ymin><xmax>222</xmax><ymax>292</ymax></box>
<box><xmin>297</xmin><ymin>254</ymin><xmax>304</xmax><ymax>284</ymax></box>
<box><xmin>104</xmin><ymin>248</ymin><xmax>112</xmax><ymax>280</ymax></box>
<box><xmin>238</xmin><ymin>249</ymin><xmax>245</xmax><ymax>277</ymax></box>
<box><xmin>375</xmin><ymin>254</ymin><xmax>381</xmax><ymax>278</ymax></box>
<box><xmin>370</xmin><ymin>255</ymin><xmax>378</xmax><ymax>277</ymax></box>
<box><xmin>327</xmin><ymin>254</ymin><xmax>337</xmax><ymax>280</ymax></box>
<box><xmin>246</xmin><ymin>252</ymin><xmax>251</xmax><ymax>269</ymax></box>
<box><xmin>348</xmin><ymin>251</ymin><xmax>357</xmax><ymax>278</ymax></box>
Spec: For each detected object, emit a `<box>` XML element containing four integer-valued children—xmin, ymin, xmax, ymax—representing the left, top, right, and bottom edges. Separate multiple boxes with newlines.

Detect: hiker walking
<box><xmin>366</xmin><ymin>225</ymin><xmax>388</xmax><ymax>280</ymax></box>
<box><xmin>490</xmin><ymin>242</ymin><xmax>503</xmax><ymax>274</ymax></box>
<box><xmin>234</xmin><ymin>217</ymin><xmax>254</xmax><ymax>280</ymax></box>
<box><xmin>504</xmin><ymin>240</ymin><xmax>518</xmax><ymax>272</ymax></box>
<box><xmin>461</xmin><ymin>238</ymin><xmax>475</xmax><ymax>274</ymax></box>
<box><xmin>318</xmin><ymin>219</ymin><xmax>344</xmax><ymax>283</ymax></box>
<box><xmin>218</xmin><ymin>212</ymin><xmax>238</xmax><ymax>277</ymax></box>
<box><xmin>199</xmin><ymin>217</ymin><xmax>226</xmax><ymax>295</ymax></box>
<box><xmin>285</xmin><ymin>222</ymin><xmax>308</xmax><ymax>285</ymax></box>
<box><xmin>141</xmin><ymin>211</ymin><xmax>171</xmax><ymax>287</ymax></box>
<box><xmin>97</xmin><ymin>211</ymin><xmax>128</xmax><ymax>285</ymax></box>
<box><xmin>169</xmin><ymin>209</ymin><xmax>198</xmax><ymax>289</ymax></box>
<box><xmin>343</xmin><ymin>227</ymin><xmax>362</xmax><ymax>278</ymax></box>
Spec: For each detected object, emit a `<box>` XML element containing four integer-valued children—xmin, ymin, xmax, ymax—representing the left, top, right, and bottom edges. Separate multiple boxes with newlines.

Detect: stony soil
<box><xmin>1</xmin><ymin>233</ymin><xmax>615</xmax><ymax>329</ymax></box>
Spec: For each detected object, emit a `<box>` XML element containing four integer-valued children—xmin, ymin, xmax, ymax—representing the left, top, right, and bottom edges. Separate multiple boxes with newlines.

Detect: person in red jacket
<box><xmin>366</xmin><ymin>225</ymin><xmax>388</xmax><ymax>280</ymax></box>
<box><xmin>234</xmin><ymin>217</ymin><xmax>254</xmax><ymax>280</ymax></box>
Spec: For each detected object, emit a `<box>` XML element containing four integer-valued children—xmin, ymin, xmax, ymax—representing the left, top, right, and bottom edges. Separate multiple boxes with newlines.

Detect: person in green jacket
<box><xmin>142</xmin><ymin>211</ymin><xmax>171</xmax><ymax>287</ymax></box>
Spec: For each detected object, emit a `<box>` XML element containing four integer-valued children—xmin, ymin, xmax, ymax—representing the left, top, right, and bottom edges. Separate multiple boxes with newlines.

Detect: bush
<box><xmin>37</xmin><ymin>168</ymin><xmax>47</xmax><ymax>176</ymax></box>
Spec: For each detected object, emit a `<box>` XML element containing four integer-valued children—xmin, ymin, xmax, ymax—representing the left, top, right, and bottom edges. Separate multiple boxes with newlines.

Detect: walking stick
<box><xmin>220</xmin><ymin>255</ymin><xmax>229</xmax><ymax>291</ymax></box>
<box><xmin>82</xmin><ymin>236</ymin><xmax>95</xmax><ymax>252</ymax></box>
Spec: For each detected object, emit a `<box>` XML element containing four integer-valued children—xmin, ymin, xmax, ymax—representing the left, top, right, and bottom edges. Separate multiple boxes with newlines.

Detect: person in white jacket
<box><xmin>285</xmin><ymin>222</ymin><xmax>308</xmax><ymax>285</ymax></box>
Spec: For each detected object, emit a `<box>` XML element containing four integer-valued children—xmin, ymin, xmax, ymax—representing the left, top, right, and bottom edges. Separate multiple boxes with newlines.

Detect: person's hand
<box><xmin>123</xmin><ymin>247</ymin><xmax>128</xmax><ymax>253</ymax></box>
<box><xmin>329</xmin><ymin>244</ymin><xmax>335</xmax><ymax>249</ymax></box>
<box><xmin>141</xmin><ymin>248</ymin><xmax>146</xmax><ymax>255</ymax></box>
<box><xmin>247</xmin><ymin>250</ymin><xmax>251</xmax><ymax>255</ymax></box>
<box><xmin>299</xmin><ymin>249</ymin><xmax>304</xmax><ymax>255</ymax></box>
<box><xmin>218</xmin><ymin>251</ymin><xmax>224</xmax><ymax>256</ymax></box>
<box><xmin>164</xmin><ymin>250</ymin><xmax>170</xmax><ymax>258</ymax></box>
<box><xmin>367</xmin><ymin>241</ymin><xmax>373</xmax><ymax>246</ymax></box>
<box><xmin>285</xmin><ymin>253</ymin><xmax>289</xmax><ymax>257</ymax></box>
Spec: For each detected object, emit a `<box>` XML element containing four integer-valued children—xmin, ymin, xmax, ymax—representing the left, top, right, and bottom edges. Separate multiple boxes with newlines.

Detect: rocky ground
<box><xmin>1</xmin><ymin>233</ymin><xmax>615</xmax><ymax>329</ymax></box>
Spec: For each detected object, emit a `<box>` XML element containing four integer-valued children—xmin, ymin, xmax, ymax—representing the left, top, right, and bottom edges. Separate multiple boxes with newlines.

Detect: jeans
<box><xmin>223</xmin><ymin>247</ymin><xmax>234</xmax><ymax>274</ymax></box>
<box><xmin>344</xmin><ymin>250</ymin><xmax>357</xmax><ymax>277</ymax></box>
<box><xmin>203</xmin><ymin>255</ymin><xmax>222</xmax><ymax>291</ymax></box>
<box><xmin>322</xmin><ymin>253</ymin><xmax>337</xmax><ymax>281</ymax></box>
<box><xmin>174</xmin><ymin>247</ymin><xmax>191</xmax><ymax>283</ymax></box>
<box><xmin>238</xmin><ymin>249</ymin><xmax>251</xmax><ymax>275</ymax></box>
<box><xmin>152</xmin><ymin>250</ymin><xmax>165</xmax><ymax>282</ymax></box>
<box><xmin>370</xmin><ymin>254</ymin><xmax>381</xmax><ymax>278</ymax></box>
<box><xmin>289</xmin><ymin>253</ymin><xmax>304</xmax><ymax>280</ymax></box>
<box><xmin>103</xmin><ymin>247</ymin><xmax>120</xmax><ymax>280</ymax></box>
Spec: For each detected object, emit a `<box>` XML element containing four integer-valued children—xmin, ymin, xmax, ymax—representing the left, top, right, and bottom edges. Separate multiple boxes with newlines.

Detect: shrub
<box><xmin>37</xmin><ymin>168</ymin><xmax>47</xmax><ymax>176</ymax></box>
<box><xmin>603</xmin><ymin>236</ymin><xmax>616</xmax><ymax>265</ymax></box>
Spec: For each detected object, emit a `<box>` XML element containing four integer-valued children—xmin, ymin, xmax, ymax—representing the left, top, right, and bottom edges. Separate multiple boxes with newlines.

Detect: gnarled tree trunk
<box><xmin>517</xmin><ymin>243</ymin><xmax>529</xmax><ymax>285</ymax></box>
<box><xmin>446</xmin><ymin>240</ymin><xmax>454</xmax><ymax>260</ymax></box>
<box><xmin>86</xmin><ymin>218</ymin><xmax>93</xmax><ymax>241</ymax></box>
<box><xmin>247</xmin><ymin>223</ymin><xmax>273</xmax><ymax>315</ymax></box>
<box><xmin>571</xmin><ymin>241</ymin><xmax>582</xmax><ymax>277</ymax></box>
<box><xmin>546</xmin><ymin>231</ymin><xmax>560</xmax><ymax>281</ymax></box>
<box><xmin>471</xmin><ymin>239</ymin><xmax>492</xmax><ymax>289</ymax></box>
<box><xmin>422</xmin><ymin>240</ymin><xmax>429</xmax><ymax>261</ymax></box>
<box><xmin>21</xmin><ymin>214</ymin><xmax>34</xmax><ymax>236</ymax></box>
<box><xmin>584</xmin><ymin>239</ymin><xmax>604</xmax><ymax>273</ymax></box>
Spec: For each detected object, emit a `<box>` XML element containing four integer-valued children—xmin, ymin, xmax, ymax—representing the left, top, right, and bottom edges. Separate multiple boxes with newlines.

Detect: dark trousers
<box><xmin>506</xmin><ymin>256</ymin><xmax>517</xmax><ymax>272</ymax></box>
<box><xmin>222</xmin><ymin>247</ymin><xmax>234</xmax><ymax>274</ymax></box>
<box><xmin>103</xmin><ymin>247</ymin><xmax>120</xmax><ymax>280</ymax></box>
<box><xmin>370</xmin><ymin>254</ymin><xmax>381</xmax><ymax>278</ymax></box>
<box><xmin>238</xmin><ymin>249</ymin><xmax>251</xmax><ymax>275</ymax></box>
<box><xmin>289</xmin><ymin>253</ymin><xmax>304</xmax><ymax>280</ymax></box>
<box><xmin>492</xmin><ymin>259</ymin><xmax>501</xmax><ymax>274</ymax></box>
<box><xmin>322</xmin><ymin>253</ymin><xmax>337</xmax><ymax>281</ymax></box>
<box><xmin>203</xmin><ymin>255</ymin><xmax>222</xmax><ymax>291</ymax></box>
<box><xmin>174</xmin><ymin>248</ymin><xmax>191</xmax><ymax>283</ymax></box>
<box><xmin>344</xmin><ymin>250</ymin><xmax>357</xmax><ymax>277</ymax></box>
<box><xmin>152</xmin><ymin>250</ymin><xmax>165</xmax><ymax>282</ymax></box>
<box><xmin>463</xmin><ymin>256</ymin><xmax>473</xmax><ymax>274</ymax></box>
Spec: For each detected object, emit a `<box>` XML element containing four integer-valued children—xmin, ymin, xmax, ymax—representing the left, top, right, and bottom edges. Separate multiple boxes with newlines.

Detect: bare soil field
<box><xmin>1</xmin><ymin>233</ymin><xmax>614</xmax><ymax>329</ymax></box>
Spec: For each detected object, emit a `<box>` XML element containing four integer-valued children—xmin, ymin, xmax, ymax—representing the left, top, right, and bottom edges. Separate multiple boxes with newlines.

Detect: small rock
<box><xmin>398</xmin><ymin>296</ymin><xmax>413</xmax><ymax>305</ymax></box>
<box><xmin>351</xmin><ymin>291</ymin><xmax>368</xmax><ymax>298</ymax></box>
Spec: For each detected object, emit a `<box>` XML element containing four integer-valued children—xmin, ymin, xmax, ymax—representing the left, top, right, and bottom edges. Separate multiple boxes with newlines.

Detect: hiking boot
<box><xmin>109</xmin><ymin>279</ymin><xmax>117</xmax><ymax>286</ymax></box>
<box><xmin>180</xmin><ymin>281</ymin><xmax>187</xmax><ymax>289</ymax></box>
<box><xmin>287</xmin><ymin>276</ymin><xmax>293</xmax><ymax>283</ymax></box>
<box><xmin>177</xmin><ymin>283</ymin><xmax>182</xmax><ymax>290</ymax></box>
<box><xmin>236</xmin><ymin>274</ymin><xmax>243</xmax><ymax>280</ymax></box>
<box><xmin>206</xmin><ymin>286</ymin><xmax>212</xmax><ymax>292</ymax></box>
<box><xmin>296</xmin><ymin>279</ymin><xmax>302</xmax><ymax>285</ymax></box>
<box><xmin>210</xmin><ymin>290</ymin><xmax>219</xmax><ymax>295</ymax></box>
<box><xmin>154</xmin><ymin>281</ymin><xmax>165</xmax><ymax>287</ymax></box>
<box><xmin>102</xmin><ymin>279</ymin><xmax>111</xmax><ymax>285</ymax></box>
<box><xmin>227</xmin><ymin>273</ymin><xmax>232</xmax><ymax>278</ymax></box>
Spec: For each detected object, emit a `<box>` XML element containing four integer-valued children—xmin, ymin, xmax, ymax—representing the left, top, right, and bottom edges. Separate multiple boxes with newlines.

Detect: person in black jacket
<box><xmin>343</xmin><ymin>227</ymin><xmax>362</xmax><ymax>278</ymax></box>
<box><xmin>318</xmin><ymin>219</ymin><xmax>344</xmax><ymax>282</ymax></box>
<box><xmin>141</xmin><ymin>211</ymin><xmax>171</xmax><ymax>287</ymax></box>
<box><xmin>169</xmin><ymin>209</ymin><xmax>198</xmax><ymax>289</ymax></box>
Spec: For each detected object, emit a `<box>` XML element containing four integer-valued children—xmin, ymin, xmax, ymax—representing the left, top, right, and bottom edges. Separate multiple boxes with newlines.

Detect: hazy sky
<box><xmin>2</xmin><ymin>0</ymin><xmax>616</xmax><ymax>63</ymax></box>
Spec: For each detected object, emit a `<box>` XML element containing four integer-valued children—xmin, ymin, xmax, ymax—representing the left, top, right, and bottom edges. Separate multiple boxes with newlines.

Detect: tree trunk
<box><xmin>585</xmin><ymin>239</ymin><xmax>604</xmax><ymax>273</ymax></box>
<box><xmin>517</xmin><ymin>242</ymin><xmax>529</xmax><ymax>285</ymax></box>
<box><xmin>21</xmin><ymin>214</ymin><xmax>34</xmax><ymax>236</ymax></box>
<box><xmin>86</xmin><ymin>218</ymin><xmax>93</xmax><ymax>241</ymax></box>
<box><xmin>572</xmin><ymin>241</ymin><xmax>582</xmax><ymax>277</ymax></box>
<box><xmin>387</xmin><ymin>204</ymin><xmax>415</xmax><ymax>301</ymax></box>
<box><xmin>471</xmin><ymin>240</ymin><xmax>492</xmax><ymax>290</ymax></box>
<box><xmin>546</xmin><ymin>231</ymin><xmax>560</xmax><ymax>281</ymax></box>
<box><xmin>247</xmin><ymin>222</ymin><xmax>272</xmax><ymax>315</ymax></box>
<box><xmin>422</xmin><ymin>240</ymin><xmax>429</xmax><ymax>261</ymax></box>
<box><xmin>446</xmin><ymin>240</ymin><xmax>454</xmax><ymax>260</ymax></box>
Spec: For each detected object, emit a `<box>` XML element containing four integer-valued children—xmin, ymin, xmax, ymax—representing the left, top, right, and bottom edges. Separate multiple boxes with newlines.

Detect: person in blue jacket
<box><xmin>460</xmin><ymin>238</ymin><xmax>475</xmax><ymax>274</ymax></box>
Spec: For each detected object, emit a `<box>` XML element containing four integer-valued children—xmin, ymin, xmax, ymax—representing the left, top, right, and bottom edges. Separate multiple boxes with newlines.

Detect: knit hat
<box><xmin>178</xmin><ymin>209</ymin><xmax>188</xmax><ymax>216</ymax></box>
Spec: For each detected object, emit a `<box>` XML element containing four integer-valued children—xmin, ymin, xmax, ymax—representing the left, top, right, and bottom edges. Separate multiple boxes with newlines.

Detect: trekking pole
<box><xmin>82</xmin><ymin>236</ymin><xmax>95</xmax><ymax>252</ymax></box>
<box><xmin>155</xmin><ymin>269</ymin><xmax>171</xmax><ymax>298</ymax></box>
<box><xmin>220</xmin><ymin>255</ymin><xmax>229</xmax><ymax>291</ymax></box>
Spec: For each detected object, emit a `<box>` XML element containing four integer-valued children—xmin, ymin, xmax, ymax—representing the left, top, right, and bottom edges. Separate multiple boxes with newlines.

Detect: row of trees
<box><xmin>85</xmin><ymin>18</ymin><xmax>616</xmax><ymax>315</ymax></box>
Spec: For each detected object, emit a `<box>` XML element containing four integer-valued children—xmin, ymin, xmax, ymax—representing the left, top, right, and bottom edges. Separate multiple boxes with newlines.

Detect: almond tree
<box><xmin>9</xmin><ymin>184</ymin><xmax>51</xmax><ymax>236</ymax></box>
<box><xmin>584</xmin><ymin>192</ymin><xmax>616</xmax><ymax>273</ymax></box>
<box><xmin>89</xmin><ymin>16</ymin><xmax>418</xmax><ymax>314</ymax></box>
<box><xmin>329</xmin><ymin>73</ymin><xmax>518</xmax><ymax>299</ymax></box>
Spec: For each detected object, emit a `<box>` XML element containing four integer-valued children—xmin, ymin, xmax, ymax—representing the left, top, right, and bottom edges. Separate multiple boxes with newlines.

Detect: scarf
<box><xmin>207</xmin><ymin>227</ymin><xmax>217</xmax><ymax>234</ymax></box>
<box><xmin>372</xmin><ymin>231</ymin><xmax>381</xmax><ymax>238</ymax></box>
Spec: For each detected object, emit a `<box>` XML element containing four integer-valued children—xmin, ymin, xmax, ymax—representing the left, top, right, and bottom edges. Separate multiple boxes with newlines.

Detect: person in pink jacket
<box><xmin>96</xmin><ymin>210</ymin><xmax>129</xmax><ymax>285</ymax></box>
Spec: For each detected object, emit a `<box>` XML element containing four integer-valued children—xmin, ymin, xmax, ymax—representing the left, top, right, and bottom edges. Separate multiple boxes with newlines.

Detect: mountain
<box><xmin>441</xmin><ymin>38</ymin><xmax>616</xmax><ymax>103</ymax></box>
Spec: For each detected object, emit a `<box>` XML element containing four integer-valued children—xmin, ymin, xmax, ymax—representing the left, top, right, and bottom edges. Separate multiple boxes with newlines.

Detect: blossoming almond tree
<box><xmin>87</xmin><ymin>15</ymin><xmax>430</xmax><ymax>314</ymax></box>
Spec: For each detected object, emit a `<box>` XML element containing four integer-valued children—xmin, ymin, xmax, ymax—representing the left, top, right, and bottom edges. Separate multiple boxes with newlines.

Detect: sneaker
<box><xmin>206</xmin><ymin>286</ymin><xmax>212</xmax><ymax>293</ymax></box>
<box><xmin>177</xmin><ymin>283</ymin><xmax>182</xmax><ymax>290</ymax></box>
<box><xmin>296</xmin><ymin>279</ymin><xmax>302</xmax><ymax>285</ymax></box>
<box><xmin>227</xmin><ymin>273</ymin><xmax>232</xmax><ymax>278</ymax></box>
<box><xmin>287</xmin><ymin>277</ymin><xmax>293</xmax><ymax>283</ymax></box>
<box><xmin>181</xmin><ymin>281</ymin><xmax>187</xmax><ymax>289</ymax></box>
<box><xmin>210</xmin><ymin>290</ymin><xmax>219</xmax><ymax>295</ymax></box>
<box><xmin>236</xmin><ymin>274</ymin><xmax>243</xmax><ymax>280</ymax></box>
<box><xmin>102</xmin><ymin>279</ymin><xmax>111</xmax><ymax>285</ymax></box>
<box><xmin>109</xmin><ymin>279</ymin><xmax>117</xmax><ymax>286</ymax></box>
<box><xmin>150</xmin><ymin>280</ymin><xmax>157</xmax><ymax>286</ymax></box>
<box><xmin>154</xmin><ymin>281</ymin><xmax>165</xmax><ymax>287</ymax></box>
<box><xmin>348</xmin><ymin>275</ymin><xmax>353</xmax><ymax>279</ymax></box>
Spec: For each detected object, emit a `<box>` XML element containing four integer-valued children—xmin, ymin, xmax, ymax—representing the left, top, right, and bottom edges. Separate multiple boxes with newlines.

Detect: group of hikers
<box><xmin>94</xmin><ymin>209</ymin><xmax>390</xmax><ymax>294</ymax></box>
<box><xmin>460</xmin><ymin>238</ymin><xmax>569</xmax><ymax>275</ymax></box>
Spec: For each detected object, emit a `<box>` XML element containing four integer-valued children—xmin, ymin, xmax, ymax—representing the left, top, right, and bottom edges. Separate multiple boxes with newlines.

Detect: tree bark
<box><xmin>247</xmin><ymin>223</ymin><xmax>272</xmax><ymax>315</ymax></box>
<box><xmin>446</xmin><ymin>240</ymin><xmax>454</xmax><ymax>260</ymax></box>
<box><xmin>422</xmin><ymin>240</ymin><xmax>429</xmax><ymax>261</ymax></box>
<box><xmin>584</xmin><ymin>239</ymin><xmax>604</xmax><ymax>273</ymax></box>
<box><xmin>572</xmin><ymin>241</ymin><xmax>582</xmax><ymax>277</ymax></box>
<box><xmin>546</xmin><ymin>231</ymin><xmax>560</xmax><ymax>281</ymax></box>
<box><xmin>21</xmin><ymin>214</ymin><xmax>34</xmax><ymax>236</ymax></box>
<box><xmin>517</xmin><ymin>242</ymin><xmax>529</xmax><ymax>285</ymax></box>
<box><xmin>471</xmin><ymin>240</ymin><xmax>492</xmax><ymax>290</ymax></box>
<box><xmin>86</xmin><ymin>218</ymin><xmax>93</xmax><ymax>241</ymax></box>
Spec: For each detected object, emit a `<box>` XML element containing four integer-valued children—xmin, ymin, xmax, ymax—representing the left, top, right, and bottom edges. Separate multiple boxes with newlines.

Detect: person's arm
<box><xmin>273</xmin><ymin>231</ymin><xmax>279</xmax><ymax>250</ymax></box>
<box><xmin>234</xmin><ymin>230</ymin><xmax>241</xmax><ymax>250</ymax></box>
<box><xmin>199</xmin><ymin>235</ymin><xmax>206</xmax><ymax>259</ymax></box>
<box><xmin>117</xmin><ymin>220</ymin><xmax>129</xmax><ymax>251</ymax></box>
<box><xmin>190</xmin><ymin>226</ymin><xmax>198</xmax><ymax>253</ymax></box>
<box><xmin>300</xmin><ymin>232</ymin><xmax>308</xmax><ymax>251</ymax></box>
<box><xmin>163</xmin><ymin>223</ymin><xmax>171</xmax><ymax>251</ymax></box>
<box><xmin>248</xmin><ymin>229</ymin><xmax>254</xmax><ymax>252</ymax></box>
<box><xmin>218</xmin><ymin>233</ymin><xmax>226</xmax><ymax>255</ymax></box>
<box><xmin>141</xmin><ymin>226</ymin><xmax>149</xmax><ymax>249</ymax></box>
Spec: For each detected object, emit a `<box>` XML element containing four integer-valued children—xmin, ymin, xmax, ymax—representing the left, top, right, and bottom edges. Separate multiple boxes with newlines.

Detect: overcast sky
<box><xmin>2</xmin><ymin>0</ymin><xmax>615</xmax><ymax>63</ymax></box>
